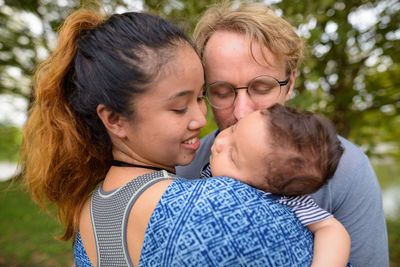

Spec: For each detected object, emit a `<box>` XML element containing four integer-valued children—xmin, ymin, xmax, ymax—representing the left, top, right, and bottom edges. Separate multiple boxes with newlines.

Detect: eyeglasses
<box><xmin>204</xmin><ymin>75</ymin><xmax>290</xmax><ymax>109</ymax></box>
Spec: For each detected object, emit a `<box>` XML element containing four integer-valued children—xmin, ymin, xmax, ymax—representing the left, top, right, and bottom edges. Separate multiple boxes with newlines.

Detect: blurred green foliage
<box><xmin>0</xmin><ymin>3</ymin><xmax>399</xmax><ymax>266</ymax></box>
<box><xmin>0</xmin><ymin>0</ymin><xmax>399</xmax><ymax>161</ymax></box>
<box><xmin>200</xmin><ymin>104</ymin><xmax>218</xmax><ymax>138</ymax></box>
<box><xmin>387</xmin><ymin>219</ymin><xmax>400</xmax><ymax>267</ymax></box>
<box><xmin>0</xmin><ymin>123</ymin><xmax>21</xmax><ymax>162</ymax></box>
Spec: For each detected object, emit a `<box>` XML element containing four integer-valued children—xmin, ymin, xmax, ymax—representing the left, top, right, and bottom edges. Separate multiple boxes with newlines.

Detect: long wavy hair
<box><xmin>19</xmin><ymin>7</ymin><xmax>190</xmax><ymax>241</ymax></box>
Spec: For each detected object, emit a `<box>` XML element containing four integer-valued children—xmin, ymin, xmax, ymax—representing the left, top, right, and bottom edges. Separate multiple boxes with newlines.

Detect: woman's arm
<box><xmin>307</xmin><ymin>217</ymin><xmax>351</xmax><ymax>267</ymax></box>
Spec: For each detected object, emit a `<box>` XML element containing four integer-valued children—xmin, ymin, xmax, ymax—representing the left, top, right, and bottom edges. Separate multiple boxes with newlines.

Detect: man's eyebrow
<box><xmin>168</xmin><ymin>90</ymin><xmax>194</xmax><ymax>101</ymax></box>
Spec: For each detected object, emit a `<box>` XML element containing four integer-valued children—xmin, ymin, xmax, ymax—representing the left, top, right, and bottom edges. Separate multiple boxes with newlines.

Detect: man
<box><xmin>176</xmin><ymin>2</ymin><xmax>389</xmax><ymax>266</ymax></box>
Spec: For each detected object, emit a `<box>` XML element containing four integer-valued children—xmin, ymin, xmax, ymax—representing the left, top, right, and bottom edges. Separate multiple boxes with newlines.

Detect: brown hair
<box><xmin>19</xmin><ymin>7</ymin><xmax>191</xmax><ymax>241</ymax></box>
<box><xmin>193</xmin><ymin>1</ymin><xmax>304</xmax><ymax>74</ymax></box>
<box><xmin>259</xmin><ymin>104</ymin><xmax>344</xmax><ymax>196</ymax></box>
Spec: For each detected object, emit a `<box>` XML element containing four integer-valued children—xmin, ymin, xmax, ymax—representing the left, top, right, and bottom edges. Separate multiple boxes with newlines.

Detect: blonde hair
<box><xmin>193</xmin><ymin>1</ymin><xmax>304</xmax><ymax>73</ymax></box>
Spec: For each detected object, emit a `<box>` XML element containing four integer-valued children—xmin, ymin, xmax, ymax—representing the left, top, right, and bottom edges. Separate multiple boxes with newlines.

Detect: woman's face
<box><xmin>122</xmin><ymin>45</ymin><xmax>207</xmax><ymax>171</ymax></box>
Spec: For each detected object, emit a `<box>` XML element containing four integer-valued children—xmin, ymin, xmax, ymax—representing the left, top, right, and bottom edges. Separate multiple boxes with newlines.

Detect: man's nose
<box><xmin>233</xmin><ymin>90</ymin><xmax>256</xmax><ymax>120</ymax></box>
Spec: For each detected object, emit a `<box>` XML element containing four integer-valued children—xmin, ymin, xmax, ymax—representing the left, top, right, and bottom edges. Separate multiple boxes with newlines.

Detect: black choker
<box><xmin>111</xmin><ymin>160</ymin><xmax>163</xmax><ymax>172</ymax></box>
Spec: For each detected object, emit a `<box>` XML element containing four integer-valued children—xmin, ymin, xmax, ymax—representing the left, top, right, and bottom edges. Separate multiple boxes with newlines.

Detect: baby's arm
<box><xmin>307</xmin><ymin>217</ymin><xmax>351</xmax><ymax>267</ymax></box>
<box><xmin>273</xmin><ymin>194</ymin><xmax>350</xmax><ymax>266</ymax></box>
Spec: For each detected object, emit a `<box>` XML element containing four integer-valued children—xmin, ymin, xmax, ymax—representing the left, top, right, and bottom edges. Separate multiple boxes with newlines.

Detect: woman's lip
<box><xmin>182</xmin><ymin>136</ymin><xmax>200</xmax><ymax>151</ymax></box>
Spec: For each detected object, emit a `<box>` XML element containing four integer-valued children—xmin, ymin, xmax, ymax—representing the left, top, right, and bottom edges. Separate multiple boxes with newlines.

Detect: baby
<box><xmin>208</xmin><ymin>104</ymin><xmax>350</xmax><ymax>267</ymax></box>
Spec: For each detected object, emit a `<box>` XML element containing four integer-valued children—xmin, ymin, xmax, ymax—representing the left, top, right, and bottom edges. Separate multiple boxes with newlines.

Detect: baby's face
<box><xmin>210</xmin><ymin>110</ymin><xmax>270</xmax><ymax>189</ymax></box>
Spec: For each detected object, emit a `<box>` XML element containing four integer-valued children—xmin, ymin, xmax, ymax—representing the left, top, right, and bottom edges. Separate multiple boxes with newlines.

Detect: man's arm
<box><xmin>312</xmin><ymin>136</ymin><xmax>389</xmax><ymax>267</ymax></box>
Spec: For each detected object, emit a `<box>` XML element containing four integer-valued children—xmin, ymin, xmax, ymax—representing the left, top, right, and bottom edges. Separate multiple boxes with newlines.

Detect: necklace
<box><xmin>111</xmin><ymin>160</ymin><xmax>163</xmax><ymax>172</ymax></box>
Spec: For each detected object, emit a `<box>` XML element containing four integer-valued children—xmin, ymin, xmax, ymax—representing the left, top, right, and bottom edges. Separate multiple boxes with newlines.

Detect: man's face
<box><xmin>203</xmin><ymin>30</ymin><xmax>296</xmax><ymax>130</ymax></box>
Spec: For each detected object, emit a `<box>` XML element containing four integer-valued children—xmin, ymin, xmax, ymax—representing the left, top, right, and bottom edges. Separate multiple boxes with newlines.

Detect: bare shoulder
<box><xmin>79</xmin><ymin>197</ymin><xmax>96</xmax><ymax>266</ymax></box>
<box><xmin>78</xmin><ymin>178</ymin><xmax>173</xmax><ymax>266</ymax></box>
<box><xmin>127</xmin><ymin>178</ymin><xmax>173</xmax><ymax>266</ymax></box>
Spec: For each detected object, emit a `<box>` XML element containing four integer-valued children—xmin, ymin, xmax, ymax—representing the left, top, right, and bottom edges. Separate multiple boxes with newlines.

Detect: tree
<box><xmin>0</xmin><ymin>0</ymin><xmax>399</xmax><ymax>160</ymax></box>
<box><xmin>276</xmin><ymin>0</ymin><xmax>400</xmax><ymax>151</ymax></box>
<box><xmin>0</xmin><ymin>0</ymin><xmax>131</xmax><ymax>103</ymax></box>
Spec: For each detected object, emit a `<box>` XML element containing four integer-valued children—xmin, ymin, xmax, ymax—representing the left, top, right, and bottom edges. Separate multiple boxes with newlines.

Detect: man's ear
<box><xmin>285</xmin><ymin>69</ymin><xmax>297</xmax><ymax>101</ymax></box>
<box><xmin>96</xmin><ymin>104</ymin><xmax>127</xmax><ymax>139</ymax></box>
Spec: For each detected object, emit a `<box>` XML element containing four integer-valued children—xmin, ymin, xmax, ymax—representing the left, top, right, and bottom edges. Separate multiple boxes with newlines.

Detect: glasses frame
<box><xmin>203</xmin><ymin>75</ymin><xmax>290</xmax><ymax>109</ymax></box>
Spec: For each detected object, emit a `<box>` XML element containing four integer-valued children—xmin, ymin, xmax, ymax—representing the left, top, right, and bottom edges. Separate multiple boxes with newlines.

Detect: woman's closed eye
<box><xmin>171</xmin><ymin>107</ymin><xmax>188</xmax><ymax>114</ymax></box>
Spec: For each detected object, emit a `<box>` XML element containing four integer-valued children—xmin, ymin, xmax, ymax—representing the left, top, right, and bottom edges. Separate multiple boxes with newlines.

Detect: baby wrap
<box><xmin>139</xmin><ymin>176</ymin><xmax>313</xmax><ymax>266</ymax></box>
<box><xmin>74</xmin><ymin>174</ymin><xmax>314</xmax><ymax>266</ymax></box>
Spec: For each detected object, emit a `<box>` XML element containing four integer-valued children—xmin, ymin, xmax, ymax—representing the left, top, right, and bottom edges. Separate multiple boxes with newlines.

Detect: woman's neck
<box><xmin>111</xmin><ymin>149</ymin><xmax>176</xmax><ymax>174</ymax></box>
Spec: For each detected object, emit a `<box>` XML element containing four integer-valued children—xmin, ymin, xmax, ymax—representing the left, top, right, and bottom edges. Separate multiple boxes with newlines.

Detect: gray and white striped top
<box><xmin>264</xmin><ymin>193</ymin><xmax>332</xmax><ymax>226</ymax></box>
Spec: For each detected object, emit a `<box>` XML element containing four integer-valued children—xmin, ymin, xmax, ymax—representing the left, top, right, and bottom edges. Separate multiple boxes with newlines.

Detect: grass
<box><xmin>388</xmin><ymin>219</ymin><xmax>400</xmax><ymax>267</ymax></box>
<box><xmin>374</xmin><ymin>161</ymin><xmax>400</xmax><ymax>266</ymax></box>
<box><xmin>0</xmin><ymin>162</ymin><xmax>399</xmax><ymax>266</ymax></box>
<box><xmin>373</xmin><ymin>159</ymin><xmax>400</xmax><ymax>188</ymax></box>
<box><xmin>0</xmin><ymin>180</ymin><xmax>73</xmax><ymax>266</ymax></box>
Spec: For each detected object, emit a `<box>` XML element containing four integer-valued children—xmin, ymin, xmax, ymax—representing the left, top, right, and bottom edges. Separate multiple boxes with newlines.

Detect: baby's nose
<box><xmin>213</xmin><ymin>135</ymin><xmax>226</xmax><ymax>153</ymax></box>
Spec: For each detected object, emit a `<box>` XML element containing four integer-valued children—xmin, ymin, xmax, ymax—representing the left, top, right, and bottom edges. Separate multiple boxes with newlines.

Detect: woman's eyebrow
<box><xmin>168</xmin><ymin>90</ymin><xmax>194</xmax><ymax>101</ymax></box>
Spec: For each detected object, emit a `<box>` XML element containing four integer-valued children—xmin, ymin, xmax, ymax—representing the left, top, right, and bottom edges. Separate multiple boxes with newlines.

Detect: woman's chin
<box><xmin>178</xmin><ymin>156</ymin><xmax>196</xmax><ymax>167</ymax></box>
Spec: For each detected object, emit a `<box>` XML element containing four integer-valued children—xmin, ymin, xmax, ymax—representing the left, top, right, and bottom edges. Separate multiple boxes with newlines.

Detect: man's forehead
<box><xmin>203</xmin><ymin>30</ymin><xmax>285</xmax><ymax>69</ymax></box>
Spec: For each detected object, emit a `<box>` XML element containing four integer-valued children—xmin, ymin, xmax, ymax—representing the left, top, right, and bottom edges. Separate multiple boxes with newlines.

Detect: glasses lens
<box><xmin>248</xmin><ymin>76</ymin><xmax>282</xmax><ymax>106</ymax></box>
<box><xmin>206</xmin><ymin>82</ymin><xmax>235</xmax><ymax>109</ymax></box>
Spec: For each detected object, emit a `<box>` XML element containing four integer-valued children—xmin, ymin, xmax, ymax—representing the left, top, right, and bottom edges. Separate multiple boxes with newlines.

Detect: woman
<box><xmin>20</xmin><ymin>6</ymin><xmax>313</xmax><ymax>266</ymax></box>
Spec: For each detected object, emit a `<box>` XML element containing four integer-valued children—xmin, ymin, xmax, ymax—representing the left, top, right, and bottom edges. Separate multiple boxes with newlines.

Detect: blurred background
<box><xmin>0</xmin><ymin>0</ymin><xmax>399</xmax><ymax>266</ymax></box>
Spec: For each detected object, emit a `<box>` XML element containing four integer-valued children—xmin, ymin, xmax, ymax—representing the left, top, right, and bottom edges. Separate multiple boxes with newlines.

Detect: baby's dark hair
<box><xmin>260</xmin><ymin>104</ymin><xmax>344</xmax><ymax>196</ymax></box>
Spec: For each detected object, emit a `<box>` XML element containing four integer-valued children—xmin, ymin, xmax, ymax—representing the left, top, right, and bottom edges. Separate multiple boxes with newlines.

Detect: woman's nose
<box><xmin>188</xmin><ymin>102</ymin><xmax>207</xmax><ymax>130</ymax></box>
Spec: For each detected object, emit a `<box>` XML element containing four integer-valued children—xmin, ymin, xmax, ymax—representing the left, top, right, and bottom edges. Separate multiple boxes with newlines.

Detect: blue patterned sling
<box><xmin>74</xmin><ymin>171</ymin><xmax>315</xmax><ymax>266</ymax></box>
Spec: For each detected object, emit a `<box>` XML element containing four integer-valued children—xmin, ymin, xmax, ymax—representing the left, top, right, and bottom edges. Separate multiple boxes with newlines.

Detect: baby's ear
<box><xmin>96</xmin><ymin>104</ymin><xmax>127</xmax><ymax>138</ymax></box>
